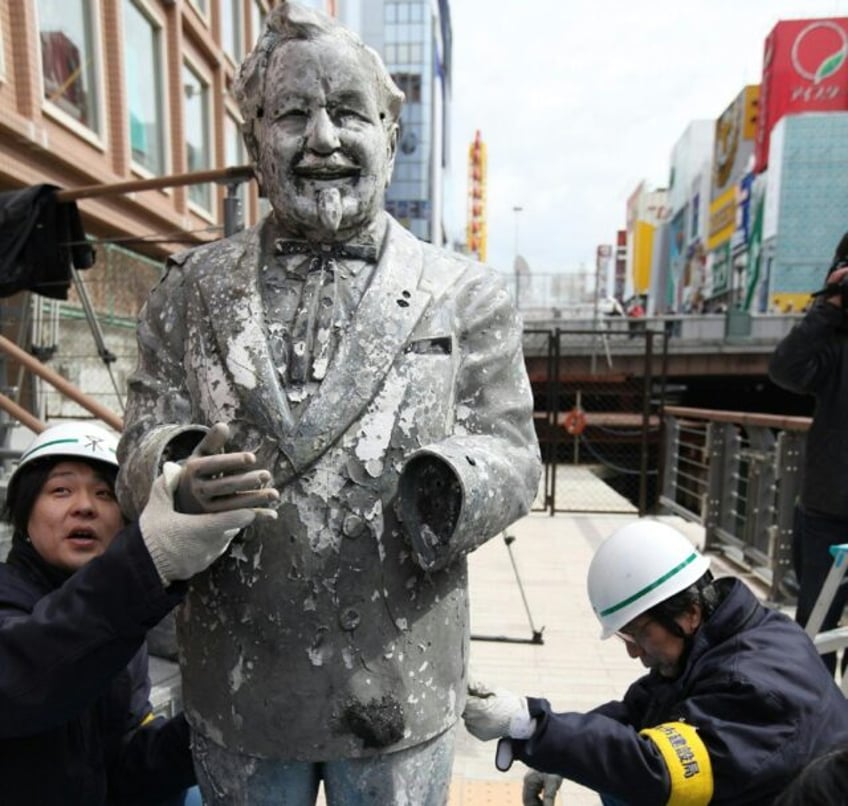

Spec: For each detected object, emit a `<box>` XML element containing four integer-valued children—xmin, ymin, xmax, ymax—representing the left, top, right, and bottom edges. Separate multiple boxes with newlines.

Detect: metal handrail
<box><xmin>0</xmin><ymin>335</ymin><xmax>122</xmax><ymax>432</ymax></box>
<box><xmin>660</xmin><ymin>405</ymin><xmax>810</xmax><ymax>602</ymax></box>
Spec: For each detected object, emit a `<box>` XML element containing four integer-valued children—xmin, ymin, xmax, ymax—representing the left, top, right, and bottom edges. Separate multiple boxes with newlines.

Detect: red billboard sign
<box><xmin>754</xmin><ymin>17</ymin><xmax>848</xmax><ymax>172</ymax></box>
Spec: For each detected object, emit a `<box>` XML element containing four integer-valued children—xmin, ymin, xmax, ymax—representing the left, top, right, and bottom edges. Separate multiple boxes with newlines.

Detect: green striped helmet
<box><xmin>588</xmin><ymin>520</ymin><xmax>711</xmax><ymax>639</ymax></box>
<box><xmin>9</xmin><ymin>421</ymin><xmax>119</xmax><ymax>490</ymax></box>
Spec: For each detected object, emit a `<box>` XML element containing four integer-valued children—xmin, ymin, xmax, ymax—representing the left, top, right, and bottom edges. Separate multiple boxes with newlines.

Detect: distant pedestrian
<box><xmin>627</xmin><ymin>298</ymin><xmax>646</xmax><ymax>338</ymax></box>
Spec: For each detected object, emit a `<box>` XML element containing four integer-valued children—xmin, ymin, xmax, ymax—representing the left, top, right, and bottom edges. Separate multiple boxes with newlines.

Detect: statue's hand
<box><xmin>141</xmin><ymin>462</ymin><xmax>278</xmax><ymax>585</ymax></box>
<box><xmin>176</xmin><ymin>422</ymin><xmax>277</xmax><ymax>514</ymax></box>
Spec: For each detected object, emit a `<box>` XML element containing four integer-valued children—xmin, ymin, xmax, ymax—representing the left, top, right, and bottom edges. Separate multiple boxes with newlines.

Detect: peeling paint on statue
<box><xmin>116</xmin><ymin>2</ymin><xmax>540</xmax><ymax>803</ymax></box>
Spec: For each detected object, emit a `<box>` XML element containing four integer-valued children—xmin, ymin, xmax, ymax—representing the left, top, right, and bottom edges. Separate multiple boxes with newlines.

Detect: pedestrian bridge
<box><xmin>520</xmin><ymin>311</ymin><xmax>802</xmax><ymax>378</ymax></box>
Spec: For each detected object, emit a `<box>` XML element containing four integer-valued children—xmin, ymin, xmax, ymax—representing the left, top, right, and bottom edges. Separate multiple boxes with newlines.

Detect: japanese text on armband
<box><xmin>640</xmin><ymin>721</ymin><xmax>714</xmax><ymax>806</ymax></box>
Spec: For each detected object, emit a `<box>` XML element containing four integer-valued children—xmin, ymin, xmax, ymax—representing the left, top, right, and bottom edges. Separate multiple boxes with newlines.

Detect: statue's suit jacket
<box><xmin>117</xmin><ymin>213</ymin><xmax>541</xmax><ymax>760</ymax></box>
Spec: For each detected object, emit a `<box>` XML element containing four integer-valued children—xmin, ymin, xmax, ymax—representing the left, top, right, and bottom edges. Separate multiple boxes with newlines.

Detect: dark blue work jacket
<box><xmin>510</xmin><ymin>578</ymin><xmax>848</xmax><ymax>805</ymax></box>
<box><xmin>0</xmin><ymin>524</ymin><xmax>193</xmax><ymax>805</ymax></box>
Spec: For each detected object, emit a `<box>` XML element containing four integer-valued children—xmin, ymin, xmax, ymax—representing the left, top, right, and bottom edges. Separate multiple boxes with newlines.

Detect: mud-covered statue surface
<box><xmin>116</xmin><ymin>3</ymin><xmax>541</xmax><ymax>803</ymax></box>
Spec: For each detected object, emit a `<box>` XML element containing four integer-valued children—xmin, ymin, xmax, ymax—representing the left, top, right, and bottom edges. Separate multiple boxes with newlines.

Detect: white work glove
<box><xmin>176</xmin><ymin>423</ymin><xmax>278</xmax><ymax>514</ymax></box>
<box><xmin>462</xmin><ymin>679</ymin><xmax>535</xmax><ymax>742</ymax></box>
<box><xmin>140</xmin><ymin>461</ymin><xmax>278</xmax><ymax>585</ymax></box>
<box><xmin>522</xmin><ymin>770</ymin><xmax>564</xmax><ymax>806</ymax></box>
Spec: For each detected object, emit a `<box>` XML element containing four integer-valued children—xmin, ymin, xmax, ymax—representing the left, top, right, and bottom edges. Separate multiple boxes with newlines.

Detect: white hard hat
<box><xmin>587</xmin><ymin>520</ymin><xmax>711</xmax><ymax>639</ymax></box>
<box><xmin>8</xmin><ymin>422</ymin><xmax>119</xmax><ymax>490</ymax></box>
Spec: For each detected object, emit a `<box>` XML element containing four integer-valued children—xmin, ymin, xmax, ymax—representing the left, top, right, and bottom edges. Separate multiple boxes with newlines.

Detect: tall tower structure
<box><xmin>466</xmin><ymin>130</ymin><xmax>487</xmax><ymax>262</ymax></box>
<box><xmin>330</xmin><ymin>0</ymin><xmax>451</xmax><ymax>245</ymax></box>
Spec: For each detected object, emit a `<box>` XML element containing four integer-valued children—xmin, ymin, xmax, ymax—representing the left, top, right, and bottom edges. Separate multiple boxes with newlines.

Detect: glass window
<box><xmin>37</xmin><ymin>0</ymin><xmax>99</xmax><ymax>131</ymax></box>
<box><xmin>123</xmin><ymin>0</ymin><xmax>165</xmax><ymax>174</ymax></box>
<box><xmin>392</xmin><ymin>73</ymin><xmax>421</xmax><ymax>104</ymax></box>
<box><xmin>225</xmin><ymin>113</ymin><xmax>248</xmax><ymax>220</ymax></box>
<box><xmin>250</xmin><ymin>0</ymin><xmax>265</xmax><ymax>48</ymax></box>
<box><xmin>0</xmin><ymin>13</ymin><xmax>5</xmax><ymax>78</ymax></box>
<box><xmin>691</xmin><ymin>194</ymin><xmax>700</xmax><ymax>239</ymax></box>
<box><xmin>225</xmin><ymin>114</ymin><xmax>244</xmax><ymax>167</ymax></box>
<box><xmin>221</xmin><ymin>0</ymin><xmax>242</xmax><ymax>62</ymax></box>
<box><xmin>183</xmin><ymin>62</ymin><xmax>212</xmax><ymax>210</ymax></box>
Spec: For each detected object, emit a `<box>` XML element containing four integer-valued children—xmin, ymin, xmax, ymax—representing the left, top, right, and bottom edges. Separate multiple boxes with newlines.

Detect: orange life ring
<box><xmin>564</xmin><ymin>408</ymin><xmax>587</xmax><ymax>436</ymax></box>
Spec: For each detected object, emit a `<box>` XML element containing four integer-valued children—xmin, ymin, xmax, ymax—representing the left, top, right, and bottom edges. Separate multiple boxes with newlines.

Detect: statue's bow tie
<box><xmin>274</xmin><ymin>239</ymin><xmax>378</xmax><ymax>264</ymax></box>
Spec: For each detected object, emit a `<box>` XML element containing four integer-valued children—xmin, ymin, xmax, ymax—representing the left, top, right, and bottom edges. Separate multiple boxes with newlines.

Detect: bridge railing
<box><xmin>660</xmin><ymin>405</ymin><xmax>811</xmax><ymax>603</ymax></box>
<box><xmin>521</xmin><ymin>312</ymin><xmax>803</xmax><ymax>355</ymax></box>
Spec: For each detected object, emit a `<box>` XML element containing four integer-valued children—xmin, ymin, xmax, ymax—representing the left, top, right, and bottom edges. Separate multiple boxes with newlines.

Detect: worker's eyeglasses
<box><xmin>615</xmin><ymin>617</ymin><xmax>655</xmax><ymax>645</ymax></box>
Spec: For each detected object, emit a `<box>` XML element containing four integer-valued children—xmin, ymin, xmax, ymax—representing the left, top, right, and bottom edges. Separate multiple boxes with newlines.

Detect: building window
<box><xmin>225</xmin><ymin>112</ymin><xmax>249</xmax><ymax>222</ymax></box>
<box><xmin>250</xmin><ymin>0</ymin><xmax>265</xmax><ymax>47</ymax></box>
<box><xmin>392</xmin><ymin>73</ymin><xmax>421</xmax><ymax>104</ymax></box>
<box><xmin>691</xmin><ymin>194</ymin><xmax>700</xmax><ymax>239</ymax></box>
<box><xmin>183</xmin><ymin>62</ymin><xmax>212</xmax><ymax>211</ymax></box>
<box><xmin>221</xmin><ymin>0</ymin><xmax>243</xmax><ymax>63</ymax></box>
<box><xmin>0</xmin><ymin>12</ymin><xmax>6</xmax><ymax>80</ymax></box>
<box><xmin>123</xmin><ymin>0</ymin><xmax>165</xmax><ymax>174</ymax></box>
<box><xmin>37</xmin><ymin>0</ymin><xmax>100</xmax><ymax>131</ymax></box>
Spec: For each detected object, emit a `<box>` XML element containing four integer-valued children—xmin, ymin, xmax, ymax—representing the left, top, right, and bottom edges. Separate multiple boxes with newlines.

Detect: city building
<box><xmin>0</xmin><ymin>0</ymin><xmax>269</xmax><ymax>431</ymax></box>
<box><xmin>646</xmin><ymin>16</ymin><xmax>848</xmax><ymax>317</ymax></box>
<box><xmin>329</xmin><ymin>0</ymin><xmax>453</xmax><ymax>246</ymax></box>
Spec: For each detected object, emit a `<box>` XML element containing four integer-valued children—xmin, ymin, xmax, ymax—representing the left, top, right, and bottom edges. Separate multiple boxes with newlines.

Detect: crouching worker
<box><xmin>0</xmin><ymin>421</ymin><xmax>278</xmax><ymax>805</ymax></box>
<box><xmin>462</xmin><ymin>520</ymin><xmax>848</xmax><ymax>806</ymax></box>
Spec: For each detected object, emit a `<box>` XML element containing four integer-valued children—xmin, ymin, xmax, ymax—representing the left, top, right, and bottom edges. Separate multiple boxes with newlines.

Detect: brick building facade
<box><xmin>0</xmin><ymin>0</ymin><xmax>273</xmax><ymax>435</ymax></box>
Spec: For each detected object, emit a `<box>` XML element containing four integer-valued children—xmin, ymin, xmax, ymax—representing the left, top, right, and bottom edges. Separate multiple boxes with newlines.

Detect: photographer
<box><xmin>769</xmin><ymin>232</ymin><xmax>848</xmax><ymax>675</ymax></box>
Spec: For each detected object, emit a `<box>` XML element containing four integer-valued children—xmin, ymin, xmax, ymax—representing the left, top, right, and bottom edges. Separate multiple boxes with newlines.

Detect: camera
<box><xmin>813</xmin><ymin>231</ymin><xmax>848</xmax><ymax>307</ymax></box>
<box><xmin>835</xmin><ymin>272</ymin><xmax>848</xmax><ymax>309</ymax></box>
<box><xmin>822</xmin><ymin>258</ymin><xmax>848</xmax><ymax>308</ymax></box>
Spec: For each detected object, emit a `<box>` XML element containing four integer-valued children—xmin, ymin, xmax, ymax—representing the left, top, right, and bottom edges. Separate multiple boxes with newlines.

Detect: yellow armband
<box><xmin>639</xmin><ymin>721</ymin><xmax>713</xmax><ymax>806</ymax></box>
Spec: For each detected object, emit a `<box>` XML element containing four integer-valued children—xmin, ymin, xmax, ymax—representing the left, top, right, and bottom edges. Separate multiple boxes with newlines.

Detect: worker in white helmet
<box><xmin>0</xmin><ymin>421</ymin><xmax>278</xmax><ymax>806</ymax></box>
<box><xmin>462</xmin><ymin>519</ymin><xmax>848</xmax><ymax>806</ymax></box>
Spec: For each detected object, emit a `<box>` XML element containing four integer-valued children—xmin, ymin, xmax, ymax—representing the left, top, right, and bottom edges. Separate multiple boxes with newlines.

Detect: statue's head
<box><xmin>235</xmin><ymin>2</ymin><xmax>405</xmax><ymax>241</ymax></box>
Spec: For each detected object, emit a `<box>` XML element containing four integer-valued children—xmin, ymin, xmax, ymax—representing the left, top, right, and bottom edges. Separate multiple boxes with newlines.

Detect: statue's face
<box><xmin>256</xmin><ymin>37</ymin><xmax>398</xmax><ymax>240</ymax></box>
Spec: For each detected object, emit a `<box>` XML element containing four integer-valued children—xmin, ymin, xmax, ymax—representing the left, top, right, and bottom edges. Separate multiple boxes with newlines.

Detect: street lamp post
<box><xmin>513</xmin><ymin>205</ymin><xmax>523</xmax><ymax>308</ymax></box>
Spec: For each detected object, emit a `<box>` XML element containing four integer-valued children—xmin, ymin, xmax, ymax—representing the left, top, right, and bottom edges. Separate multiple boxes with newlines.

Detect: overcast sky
<box><xmin>444</xmin><ymin>0</ymin><xmax>848</xmax><ymax>278</ymax></box>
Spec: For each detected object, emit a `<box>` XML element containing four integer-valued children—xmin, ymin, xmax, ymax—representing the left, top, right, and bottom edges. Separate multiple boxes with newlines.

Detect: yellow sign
<box><xmin>707</xmin><ymin>186</ymin><xmax>736</xmax><ymax>251</ymax></box>
<box><xmin>467</xmin><ymin>131</ymin><xmax>487</xmax><ymax>262</ymax></box>
<box><xmin>632</xmin><ymin>220</ymin><xmax>655</xmax><ymax>294</ymax></box>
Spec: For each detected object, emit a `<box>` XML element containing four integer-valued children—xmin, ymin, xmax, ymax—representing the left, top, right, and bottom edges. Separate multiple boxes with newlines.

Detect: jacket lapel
<box><xmin>279</xmin><ymin>218</ymin><xmax>430</xmax><ymax>473</ymax></box>
<box><xmin>197</xmin><ymin>228</ymin><xmax>296</xmax><ymax>437</ymax></box>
